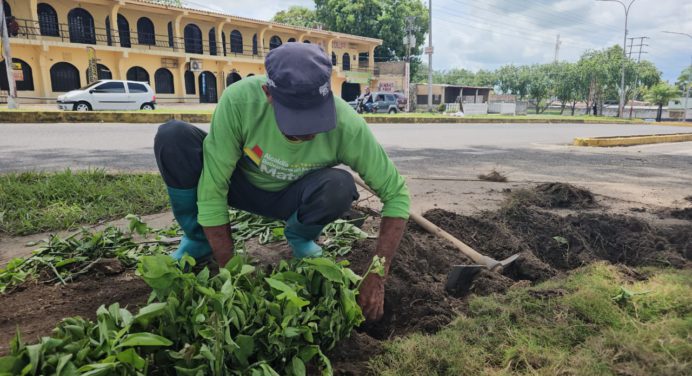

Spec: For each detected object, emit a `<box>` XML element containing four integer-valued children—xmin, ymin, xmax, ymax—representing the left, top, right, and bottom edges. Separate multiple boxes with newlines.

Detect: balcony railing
<box><xmin>8</xmin><ymin>18</ymin><xmax>270</xmax><ymax>60</ymax></box>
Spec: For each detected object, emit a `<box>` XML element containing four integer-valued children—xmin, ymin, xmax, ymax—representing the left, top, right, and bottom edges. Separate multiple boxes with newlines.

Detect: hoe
<box><xmin>351</xmin><ymin>173</ymin><xmax>520</xmax><ymax>293</ymax></box>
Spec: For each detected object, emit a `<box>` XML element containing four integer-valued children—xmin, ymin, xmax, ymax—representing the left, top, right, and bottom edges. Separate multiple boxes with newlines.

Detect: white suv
<box><xmin>56</xmin><ymin>80</ymin><xmax>157</xmax><ymax>111</ymax></box>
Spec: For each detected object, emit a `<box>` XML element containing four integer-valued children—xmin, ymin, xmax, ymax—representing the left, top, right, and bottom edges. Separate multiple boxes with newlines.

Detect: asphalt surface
<box><xmin>1</xmin><ymin>122</ymin><xmax>691</xmax><ymax>203</ymax></box>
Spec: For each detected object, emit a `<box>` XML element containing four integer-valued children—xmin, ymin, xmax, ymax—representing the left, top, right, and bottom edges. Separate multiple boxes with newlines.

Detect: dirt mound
<box><xmin>0</xmin><ymin>272</ymin><xmax>150</xmax><ymax>356</ymax></box>
<box><xmin>478</xmin><ymin>169</ymin><xmax>508</xmax><ymax>182</ymax></box>
<box><xmin>426</xmin><ymin>206</ymin><xmax>690</xmax><ymax>271</ymax></box>
<box><xmin>512</xmin><ymin>182</ymin><xmax>597</xmax><ymax>209</ymax></box>
<box><xmin>671</xmin><ymin>208</ymin><xmax>692</xmax><ymax>220</ymax></box>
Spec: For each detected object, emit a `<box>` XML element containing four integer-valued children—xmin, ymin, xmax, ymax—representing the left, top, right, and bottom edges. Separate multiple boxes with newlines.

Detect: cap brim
<box><xmin>272</xmin><ymin>93</ymin><xmax>337</xmax><ymax>136</ymax></box>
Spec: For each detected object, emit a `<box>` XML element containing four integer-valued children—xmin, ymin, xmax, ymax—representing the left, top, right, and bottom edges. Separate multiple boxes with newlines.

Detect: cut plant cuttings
<box><xmin>1</xmin><ymin>253</ymin><xmax>384</xmax><ymax>375</ymax></box>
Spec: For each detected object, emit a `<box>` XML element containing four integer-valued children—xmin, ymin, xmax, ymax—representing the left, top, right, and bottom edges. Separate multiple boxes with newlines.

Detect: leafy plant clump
<box><xmin>1</xmin><ymin>254</ymin><xmax>385</xmax><ymax>375</ymax></box>
<box><xmin>0</xmin><ymin>226</ymin><xmax>172</xmax><ymax>294</ymax></box>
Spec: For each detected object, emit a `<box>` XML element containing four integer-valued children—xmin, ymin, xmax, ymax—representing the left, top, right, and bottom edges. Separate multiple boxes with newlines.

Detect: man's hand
<box><xmin>357</xmin><ymin>216</ymin><xmax>406</xmax><ymax>322</ymax></box>
<box><xmin>358</xmin><ymin>273</ymin><xmax>385</xmax><ymax>321</ymax></box>
<box><xmin>202</xmin><ymin>224</ymin><xmax>234</xmax><ymax>267</ymax></box>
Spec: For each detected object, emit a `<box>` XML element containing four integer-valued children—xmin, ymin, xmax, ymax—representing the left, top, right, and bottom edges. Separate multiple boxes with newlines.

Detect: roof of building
<box><xmin>130</xmin><ymin>0</ymin><xmax>382</xmax><ymax>45</ymax></box>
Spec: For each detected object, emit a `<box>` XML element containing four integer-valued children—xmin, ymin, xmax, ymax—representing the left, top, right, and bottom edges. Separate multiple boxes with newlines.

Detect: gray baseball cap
<box><xmin>265</xmin><ymin>43</ymin><xmax>336</xmax><ymax>136</ymax></box>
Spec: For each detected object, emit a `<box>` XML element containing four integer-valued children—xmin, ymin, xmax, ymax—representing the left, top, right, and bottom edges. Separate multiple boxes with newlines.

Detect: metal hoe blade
<box><xmin>445</xmin><ymin>253</ymin><xmax>521</xmax><ymax>294</ymax></box>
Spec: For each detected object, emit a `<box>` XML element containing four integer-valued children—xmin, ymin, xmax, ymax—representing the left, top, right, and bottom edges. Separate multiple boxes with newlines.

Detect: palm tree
<box><xmin>645</xmin><ymin>83</ymin><xmax>679</xmax><ymax>122</ymax></box>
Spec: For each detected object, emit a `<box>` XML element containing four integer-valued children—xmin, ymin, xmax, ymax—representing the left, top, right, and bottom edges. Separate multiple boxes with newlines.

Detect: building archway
<box><xmin>68</xmin><ymin>8</ymin><xmax>96</xmax><ymax>44</ymax></box>
<box><xmin>341</xmin><ymin>82</ymin><xmax>360</xmax><ymax>102</ymax></box>
<box><xmin>184</xmin><ymin>24</ymin><xmax>203</xmax><ymax>54</ymax></box>
<box><xmin>269</xmin><ymin>35</ymin><xmax>282</xmax><ymax>50</ymax></box>
<box><xmin>199</xmin><ymin>71</ymin><xmax>217</xmax><ymax>103</ymax></box>
<box><xmin>184</xmin><ymin>70</ymin><xmax>195</xmax><ymax>94</ymax></box>
<box><xmin>1</xmin><ymin>58</ymin><xmax>34</xmax><ymax>91</ymax></box>
<box><xmin>117</xmin><ymin>14</ymin><xmax>131</xmax><ymax>48</ymax></box>
<box><xmin>231</xmin><ymin>30</ymin><xmax>243</xmax><ymax>54</ymax></box>
<box><xmin>342</xmin><ymin>53</ymin><xmax>351</xmax><ymax>71</ymax></box>
<box><xmin>38</xmin><ymin>3</ymin><xmax>60</xmax><ymax>37</ymax></box>
<box><xmin>50</xmin><ymin>62</ymin><xmax>80</xmax><ymax>92</ymax></box>
<box><xmin>137</xmin><ymin>17</ymin><xmax>155</xmax><ymax>45</ymax></box>
<box><xmin>155</xmin><ymin>68</ymin><xmax>174</xmax><ymax>94</ymax></box>
<box><xmin>226</xmin><ymin>72</ymin><xmax>242</xmax><ymax>87</ymax></box>
<box><xmin>126</xmin><ymin>66</ymin><xmax>149</xmax><ymax>84</ymax></box>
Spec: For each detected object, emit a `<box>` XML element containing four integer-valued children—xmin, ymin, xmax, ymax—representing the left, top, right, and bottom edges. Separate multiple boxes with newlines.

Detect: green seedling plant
<box><xmin>1</xmin><ymin>253</ymin><xmax>384</xmax><ymax>375</ymax></box>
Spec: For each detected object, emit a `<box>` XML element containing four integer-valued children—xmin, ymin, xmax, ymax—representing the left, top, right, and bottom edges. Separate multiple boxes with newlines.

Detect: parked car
<box><xmin>56</xmin><ymin>80</ymin><xmax>156</xmax><ymax>111</ymax></box>
<box><xmin>348</xmin><ymin>91</ymin><xmax>400</xmax><ymax>114</ymax></box>
<box><xmin>393</xmin><ymin>92</ymin><xmax>407</xmax><ymax>111</ymax></box>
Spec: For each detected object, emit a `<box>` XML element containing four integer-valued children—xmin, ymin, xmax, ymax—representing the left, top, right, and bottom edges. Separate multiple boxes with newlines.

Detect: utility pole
<box><xmin>663</xmin><ymin>31</ymin><xmax>692</xmax><ymax>122</ymax></box>
<box><xmin>404</xmin><ymin>16</ymin><xmax>417</xmax><ymax>113</ymax></box>
<box><xmin>554</xmin><ymin>34</ymin><xmax>561</xmax><ymax>62</ymax></box>
<box><xmin>426</xmin><ymin>0</ymin><xmax>433</xmax><ymax>111</ymax></box>
<box><xmin>626</xmin><ymin>36</ymin><xmax>648</xmax><ymax>118</ymax></box>
<box><xmin>597</xmin><ymin>0</ymin><xmax>636</xmax><ymax>118</ymax></box>
<box><xmin>0</xmin><ymin>0</ymin><xmax>18</xmax><ymax>109</ymax></box>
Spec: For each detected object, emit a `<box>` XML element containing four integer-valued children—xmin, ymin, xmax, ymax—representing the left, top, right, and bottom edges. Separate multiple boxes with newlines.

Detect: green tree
<box><xmin>271</xmin><ymin>6</ymin><xmax>318</xmax><ymax>28</ymax></box>
<box><xmin>675</xmin><ymin>65</ymin><xmax>692</xmax><ymax>92</ymax></box>
<box><xmin>313</xmin><ymin>0</ymin><xmax>429</xmax><ymax>75</ymax></box>
<box><xmin>553</xmin><ymin>62</ymin><xmax>579</xmax><ymax>115</ymax></box>
<box><xmin>525</xmin><ymin>64</ymin><xmax>554</xmax><ymax>114</ymax></box>
<box><xmin>645</xmin><ymin>82</ymin><xmax>679</xmax><ymax>122</ymax></box>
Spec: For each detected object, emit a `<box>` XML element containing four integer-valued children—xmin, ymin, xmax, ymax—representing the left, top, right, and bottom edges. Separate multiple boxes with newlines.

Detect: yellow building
<box><xmin>1</xmin><ymin>0</ymin><xmax>381</xmax><ymax>105</ymax></box>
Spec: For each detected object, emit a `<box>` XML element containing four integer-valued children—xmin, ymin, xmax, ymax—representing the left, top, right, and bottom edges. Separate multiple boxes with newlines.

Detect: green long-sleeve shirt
<box><xmin>197</xmin><ymin>76</ymin><xmax>410</xmax><ymax>226</ymax></box>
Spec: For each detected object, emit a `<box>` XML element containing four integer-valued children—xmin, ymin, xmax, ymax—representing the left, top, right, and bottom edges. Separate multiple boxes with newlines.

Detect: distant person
<box><xmin>7</xmin><ymin>16</ymin><xmax>19</xmax><ymax>37</ymax></box>
<box><xmin>592</xmin><ymin>102</ymin><xmax>598</xmax><ymax>116</ymax></box>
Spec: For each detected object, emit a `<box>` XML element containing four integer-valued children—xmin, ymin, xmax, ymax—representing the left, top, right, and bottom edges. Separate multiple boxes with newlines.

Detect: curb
<box><xmin>573</xmin><ymin>133</ymin><xmax>692</xmax><ymax>147</ymax></box>
<box><xmin>0</xmin><ymin>111</ymin><xmax>648</xmax><ymax>125</ymax></box>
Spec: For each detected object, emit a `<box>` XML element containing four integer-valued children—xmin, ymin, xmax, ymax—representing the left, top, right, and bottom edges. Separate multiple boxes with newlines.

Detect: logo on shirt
<box><xmin>243</xmin><ymin>144</ymin><xmax>264</xmax><ymax>166</ymax></box>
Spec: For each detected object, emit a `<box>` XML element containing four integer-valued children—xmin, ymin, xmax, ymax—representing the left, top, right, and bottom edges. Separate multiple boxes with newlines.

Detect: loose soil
<box><xmin>1</xmin><ymin>184</ymin><xmax>690</xmax><ymax>375</ymax></box>
<box><xmin>0</xmin><ymin>272</ymin><xmax>150</xmax><ymax>356</ymax></box>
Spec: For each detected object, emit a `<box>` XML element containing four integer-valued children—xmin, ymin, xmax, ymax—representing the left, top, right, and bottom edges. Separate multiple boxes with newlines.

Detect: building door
<box><xmin>199</xmin><ymin>71</ymin><xmax>217</xmax><ymax>103</ymax></box>
<box><xmin>341</xmin><ymin>82</ymin><xmax>361</xmax><ymax>102</ymax></box>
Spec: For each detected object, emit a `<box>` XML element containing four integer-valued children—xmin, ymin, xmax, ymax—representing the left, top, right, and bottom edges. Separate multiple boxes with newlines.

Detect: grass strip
<box><xmin>370</xmin><ymin>263</ymin><xmax>691</xmax><ymax>375</ymax></box>
<box><xmin>0</xmin><ymin>169</ymin><xmax>168</xmax><ymax>236</ymax></box>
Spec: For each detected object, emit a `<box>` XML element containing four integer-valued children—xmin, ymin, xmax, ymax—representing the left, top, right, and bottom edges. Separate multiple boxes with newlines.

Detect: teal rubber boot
<box><xmin>167</xmin><ymin>187</ymin><xmax>212</xmax><ymax>261</ymax></box>
<box><xmin>284</xmin><ymin>211</ymin><xmax>323</xmax><ymax>259</ymax></box>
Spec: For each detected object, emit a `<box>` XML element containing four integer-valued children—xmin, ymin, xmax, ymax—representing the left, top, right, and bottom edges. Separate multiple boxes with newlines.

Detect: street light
<box><xmin>663</xmin><ymin>31</ymin><xmax>692</xmax><ymax>122</ymax></box>
<box><xmin>597</xmin><ymin>0</ymin><xmax>636</xmax><ymax>118</ymax></box>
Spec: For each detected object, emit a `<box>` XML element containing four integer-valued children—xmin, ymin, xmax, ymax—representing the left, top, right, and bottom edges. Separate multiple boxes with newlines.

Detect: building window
<box><xmin>3</xmin><ymin>1</ymin><xmax>10</xmax><ymax>18</ymax></box>
<box><xmin>342</xmin><ymin>53</ymin><xmax>350</xmax><ymax>71</ymax></box>
<box><xmin>303</xmin><ymin>40</ymin><xmax>311</xmax><ymax>44</ymax></box>
<box><xmin>105</xmin><ymin>16</ymin><xmax>112</xmax><ymax>46</ymax></box>
<box><xmin>198</xmin><ymin>71</ymin><xmax>217</xmax><ymax>103</ymax></box>
<box><xmin>154</xmin><ymin>68</ymin><xmax>174</xmax><ymax>94</ymax></box>
<box><xmin>38</xmin><ymin>3</ymin><xmax>60</xmax><ymax>37</ymax></box>
<box><xmin>1</xmin><ymin>59</ymin><xmax>34</xmax><ymax>91</ymax></box>
<box><xmin>137</xmin><ymin>17</ymin><xmax>155</xmax><ymax>45</ymax></box>
<box><xmin>68</xmin><ymin>8</ymin><xmax>96</xmax><ymax>44</ymax></box>
<box><xmin>269</xmin><ymin>36</ymin><xmax>282</xmax><ymax>50</ymax></box>
<box><xmin>118</xmin><ymin>14</ymin><xmax>131</xmax><ymax>48</ymax></box>
<box><xmin>184</xmin><ymin>24</ymin><xmax>203</xmax><ymax>54</ymax></box>
<box><xmin>331</xmin><ymin>52</ymin><xmax>336</xmax><ymax>66</ymax></box>
<box><xmin>222</xmin><ymin>31</ymin><xmax>226</xmax><ymax>56</ymax></box>
<box><xmin>126</xmin><ymin>66</ymin><xmax>149</xmax><ymax>84</ymax></box>
<box><xmin>50</xmin><ymin>62</ymin><xmax>80</xmax><ymax>92</ymax></box>
<box><xmin>231</xmin><ymin>30</ymin><xmax>243</xmax><ymax>54</ymax></box>
<box><xmin>167</xmin><ymin>22</ymin><xmax>174</xmax><ymax>48</ymax></box>
<box><xmin>288</xmin><ymin>37</ymin><xmax>296</xmax><ymax>43</ymax></box>
<box><xmin>359</xmin><ymin>52</ymin><xmax>369</xmax><ymax>68</ymax></box>
<box><xmin>252</xmin><ymin>34</ymin><xmax>258</xmax><ymax>55</ymax></box>
<box><xmin>209</xmin><ymin>28</ymin><xmax>217</xmax><ymax>56</ymax></box>
<box><xmin>185</xmin><ymin>70</ymin><xmax>195</xmax><ymax>94</ymax></box>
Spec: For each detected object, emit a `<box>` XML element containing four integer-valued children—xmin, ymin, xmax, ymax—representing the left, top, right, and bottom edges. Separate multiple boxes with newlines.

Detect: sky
<box><xmin>182</xmin><ymin>0</ymin><xmax>692</xmax><ymax>83</ymax></box>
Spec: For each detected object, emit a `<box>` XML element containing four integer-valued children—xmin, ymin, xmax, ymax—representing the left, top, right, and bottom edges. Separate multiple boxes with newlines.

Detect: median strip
<box><xmin>573</xmin><ymin>133</ymin><xmax>692</xmax><ymax>147</ymax></box>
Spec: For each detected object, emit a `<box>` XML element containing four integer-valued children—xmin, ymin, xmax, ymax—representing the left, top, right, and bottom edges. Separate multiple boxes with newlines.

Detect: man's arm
<box><xmin>202</xmin><ymin>224</ymin><xmax>234</xmax><ymax>267</ymax></box>
<box><xmin>357</xmin><ymin>217</ymin><xmax>406</xmax><ymax>321</ymax></box>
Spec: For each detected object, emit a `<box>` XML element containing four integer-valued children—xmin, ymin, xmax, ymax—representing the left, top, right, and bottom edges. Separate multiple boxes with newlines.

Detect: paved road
<box><xmin>1</xmin><ymin>122</ymin><xmax>691</xmax><ymax>206</ymax></box>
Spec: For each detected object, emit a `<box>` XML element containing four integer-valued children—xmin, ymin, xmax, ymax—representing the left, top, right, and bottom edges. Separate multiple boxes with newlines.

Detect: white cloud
<box><xmin>186</xmin><ymin>0</ymin><xmax>691</xmax><ymax>82</ymax></box>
